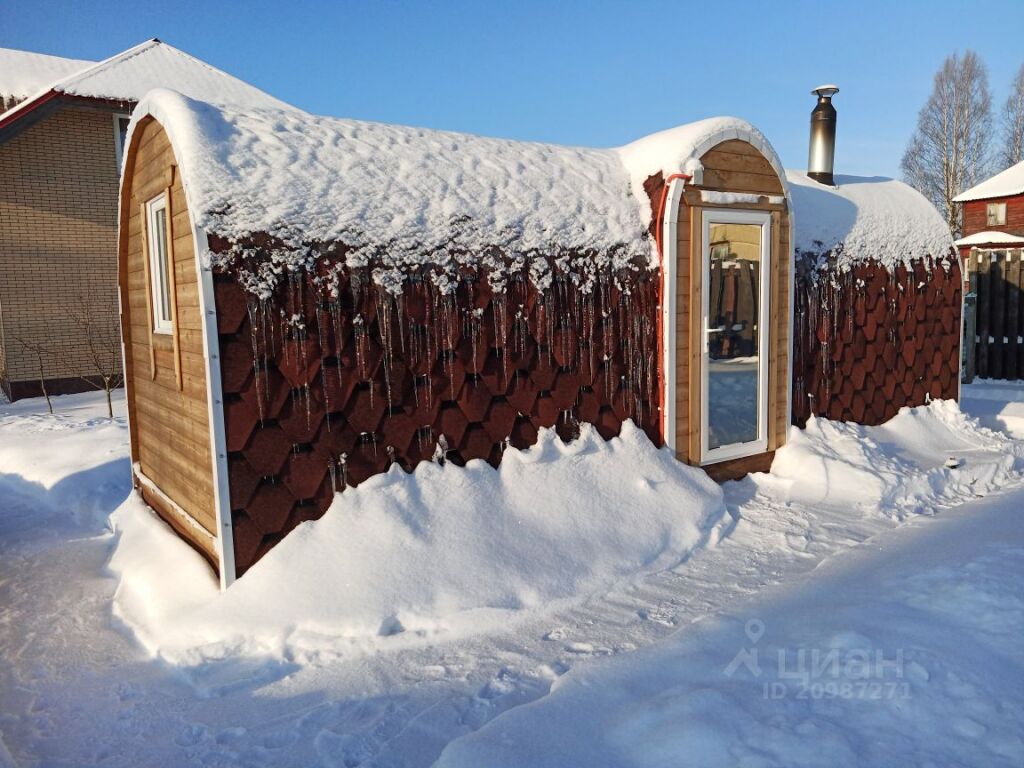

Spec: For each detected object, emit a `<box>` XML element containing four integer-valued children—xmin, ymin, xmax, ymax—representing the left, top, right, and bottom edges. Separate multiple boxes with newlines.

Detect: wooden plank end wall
<box><xmin>119</xmin><ymin>117</ymin><xmax>219</xmax><ymax>568</ymax></box>
<box><xmin>674</xmin><ymin>201</ymin><xmax>692</xmax><ymax>454</ymax></box>
<box><xmin>674</xmin><ymin>139</ymin><xmax>790</xmax><ymax>478</ymax></box>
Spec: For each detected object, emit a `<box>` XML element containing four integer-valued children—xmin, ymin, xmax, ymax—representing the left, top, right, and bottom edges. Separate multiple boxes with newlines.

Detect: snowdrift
<box><xmin>435</xmin><ymin>493</ymin><xmax>1024</xmax><ymax>768</ymax></box>
<box><xmin>108</xmin><ymin>399</ymin><xmax>1021</xmax><ymax>667</ymax></box>
<box><xmin>108</xmin><ymin>422</ymin><xmax>725</xmax><ymax>663</ymax></box>
<box><xmin>767</xmin><ymin>399</ymin><xmax>1018</xmax><ymax>515</ymax></box>
<box><xmin>434</xmin><ymin>402</ymin><xmax>1024</xmax><ymax>768</ymax></box>
<box><xmin>0</xmin><ymin>393</ymin><xmax>129</xmax><ymax>538</ymax></box>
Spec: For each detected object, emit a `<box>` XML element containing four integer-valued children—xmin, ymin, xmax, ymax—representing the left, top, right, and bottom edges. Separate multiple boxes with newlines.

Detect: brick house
<box><xmin>0</xmin><ymin>39</ymin><xmax>289</xmax><ymax>400</ymax></box>
<box><xmin>953</xmin><ymin>160</ymin><xmax>1024</xmax><ymax>258</ymax></box>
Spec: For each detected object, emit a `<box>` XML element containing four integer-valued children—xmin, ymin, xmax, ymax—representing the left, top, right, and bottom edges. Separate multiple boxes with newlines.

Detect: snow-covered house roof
<box><xmin>954</xmin><ymin>230</ymin><xmax>1024</xmax><ymax>247</ymax></box>
<box><xmin>953</xmin><ymin>161</ymin><xmax>1024</xmax><ymax>203</ymax></box>
<box><xmin>0</xmin><ymin>39</ymin><xmax>292</xmax><ymax>134</ymax></box>
<box><xmin>0</xmin><ymin>47</ymin><xmax>94</xmax><ymax>105</ymax></box>
<box><xmin>785</xmin><ymin>171</ymin><xmax>955</xmax><ymax>268</ymax></box>
<box><xmin>130</xmin><ymin>89</ymin><xmax>787</xmax><ymax>296</ymax></box>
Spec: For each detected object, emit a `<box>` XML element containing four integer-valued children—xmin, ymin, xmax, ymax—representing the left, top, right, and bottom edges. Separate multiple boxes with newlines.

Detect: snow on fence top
<box><xmin>786</xmin><ymin>170</ymin><xmax>955</xmax><ymax>270</ymax></box>
<box><xmin>954</xmin><ymin>230</ymin><xmax>1024</xmax><ymax>247</ymax></box>
<box><xmin>131</xmin><ymin>89</ymin><xmax>780</xmax><ymax>298</ymax></box>
<box><xmin>953</xmin><ymin>160</ymin><xmax>1024</xmax><ymax>203</ymax></box>
<box><xmin>0</xmin><ymin>47</ymin><xmax>93</xmax><ymax>103</ymax></box>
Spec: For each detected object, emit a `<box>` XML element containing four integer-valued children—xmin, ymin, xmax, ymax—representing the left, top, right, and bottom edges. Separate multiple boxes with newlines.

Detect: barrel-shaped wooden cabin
<box><xmin>118</xmin><ymin>89</ymin><xmax>793</xmax><ymax>586</ymax></box>
<box><xmin>786</xmin><ymin>172</ymin><xmax>961</xmax><ymax>426</ymax></box>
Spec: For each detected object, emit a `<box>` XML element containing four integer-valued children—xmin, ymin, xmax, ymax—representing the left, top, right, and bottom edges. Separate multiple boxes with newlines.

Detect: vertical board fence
<box><xmin>965</xmin><ymin>247</ymin><xmax>1024</xmax><ymax>380</ymax></box>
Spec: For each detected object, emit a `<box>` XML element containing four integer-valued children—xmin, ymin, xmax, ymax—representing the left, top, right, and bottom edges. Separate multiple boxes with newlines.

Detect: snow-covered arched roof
<box><xmin>617</xmin><ymin>117</ymin><xmax>790</xmax><ymax>215</ymax></box>
<box><xmin>786</xmin><ymin>170</ymin><xmax>955</xmax><ymax>268</ymax></box>
<box><xmin>127</xmin><ymin>90</ymin><xmax>789</xmax><ymax>290</ymax></box>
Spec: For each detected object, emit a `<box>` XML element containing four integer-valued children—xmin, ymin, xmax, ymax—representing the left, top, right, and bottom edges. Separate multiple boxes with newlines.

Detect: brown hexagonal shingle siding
<box><xmin>213</xmin><ymin>247</ymin><xmax>960</xmax><ymax>577</ymax></box>
<box><xmin>214</xmin><ymin>268</ymin><xmax>661</xmax><ymax>576</ymax></box>
<box><xmin>792</xmin><ymin>257</ymin><xmax>962</xmax><ymax>427</ymax></box>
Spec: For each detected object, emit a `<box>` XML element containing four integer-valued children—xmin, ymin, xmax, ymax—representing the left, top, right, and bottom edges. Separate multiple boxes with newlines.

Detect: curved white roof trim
<box><xmin>120</xmin><ymin>92</ymin><xmax>237</xmax><ymax>589</ymax></box>
<box><xmin>121</xmin><ymin>88</ymin><xmax>206</xmax><ymax>234</ymax></box>
<box><xmin>617</xmin><ymin>117</ymin><xmax>792</xmax><ymax>227</ymax></box>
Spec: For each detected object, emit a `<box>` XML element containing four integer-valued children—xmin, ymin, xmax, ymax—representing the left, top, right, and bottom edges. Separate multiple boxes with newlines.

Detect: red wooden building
<box><xmin>954</xmin><ymin>162</ymin><xmax>1024</xmax><ymax>379</ymax></box>
<box><xmin>953</xmin><ymin>161</ymin><xmax>1024</xmax><ymax>257</ymax></box>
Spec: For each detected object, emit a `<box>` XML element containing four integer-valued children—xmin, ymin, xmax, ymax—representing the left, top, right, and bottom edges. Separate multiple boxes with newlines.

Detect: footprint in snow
<box><xmin>261</xmin><ymin>729</ymin><xmax>298</xmax><ymax>750</ymax></box>
<box><xmin>537</xmin><ymin>661</ymin><xmax>568</xmax><ymax>679</ymax></box>
<box><xmin>952</xmin><ymin>718</ymin><xmax>988</xmax><ymax>739</ymax></box>
<box><xmin>420</xmin><ymin>664</ymin><xmax>449</xmax><ymax>679</ymax></box>
<box><xmin>215</xmin><ymin>726</ymin><xmax>248</xmax><ymax>747</ymax></box>
<box><xmin>543</xmin><ymin>627</ymin><xmax>570</xmax><ymax>641</ymax></box>
<box><xmin>565</xmin><ymin>642</ymin><xmax>613</xmax><ymax>656</ymax></box>
<box><xmin>174</xmin><ymin>724</ymin><xmax>207</xmax><ymax>747</ymax></box>
<box><xmin>478</xmin><ymin>674</ymin><xmax>517</xmax><ymax>700</ymax></box>
<box><xmin>638</xmin><ymin>606</ymin><xmax>676</xmax><ymax>627</ymax></box>
<box><xmin>905</xmin><ymin>660</ymin><xmax>930</xmax><ymax>683</ymax></box>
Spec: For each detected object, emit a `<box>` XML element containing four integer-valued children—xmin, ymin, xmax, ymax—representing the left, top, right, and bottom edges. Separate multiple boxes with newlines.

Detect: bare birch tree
<box><xmin>901</xmin><ymin>51</ymin><xmax>993</xmax><ymax>236</ymax></box>
<box><xmin>1001</xmin><ymin>63</ymin><xmax>1024</xmax><ymax>169</ymax></box>
<box><xmin>11</xmin><ymin>336</ymin><xmax>54</xmax><ymax>415</ymax></box>
<box><xmin>69</xmin><ymin>294</ymin><xmax>123</xmax><ymax>418</ymax></box>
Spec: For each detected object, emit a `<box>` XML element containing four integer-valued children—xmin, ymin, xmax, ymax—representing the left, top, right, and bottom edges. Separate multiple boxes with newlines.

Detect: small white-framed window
<box><xmin>113</xmin><ymin>113</ymin><xmax>131</xmax><ymax>168</ymax></box>
<box><xmin>987</xmin><ymin>202</ymin><xmax>1007</xmax><ymax>226</ymax></box>
<box><xmin>146</xmin><ymin>193</ymin><xmax>174</xmax><ymax>334</ymax></box>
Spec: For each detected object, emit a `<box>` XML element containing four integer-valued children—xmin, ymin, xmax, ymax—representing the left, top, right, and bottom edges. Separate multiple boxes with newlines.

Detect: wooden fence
<box><xmin>965</xmin><ymin>247</ymin><xmax>1024</xmax><ymax>380</ymax></box>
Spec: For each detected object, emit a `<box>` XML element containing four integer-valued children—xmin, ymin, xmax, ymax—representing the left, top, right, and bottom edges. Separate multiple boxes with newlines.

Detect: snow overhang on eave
<box><xmin>0</xmin><ymin>91</ymin><xmax>136</xmax><ymax>144</ymax></box>
<box><xmin>953</xmin><ymin>192</ymin><xmax>1024</xmax><ymax>204</ymax></box>
<box><xmin>954</xmin><ymin>230</ymin><xmax>1024</xmax><ymax>248</ymax></box>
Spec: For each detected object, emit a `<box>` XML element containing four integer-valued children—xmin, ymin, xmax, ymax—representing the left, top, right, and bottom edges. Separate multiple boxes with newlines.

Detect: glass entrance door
<box><xmin>700</xmin><ymin>210</ymin><xmax>771</xmax><ymax>463</ymax></box>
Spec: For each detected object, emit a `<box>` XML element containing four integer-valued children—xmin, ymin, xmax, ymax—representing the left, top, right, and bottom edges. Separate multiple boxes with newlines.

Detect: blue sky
<box><xmin>4</xmin><ymin>0</ymin><xmax>1023</xmax><ymax>177</ymax></box>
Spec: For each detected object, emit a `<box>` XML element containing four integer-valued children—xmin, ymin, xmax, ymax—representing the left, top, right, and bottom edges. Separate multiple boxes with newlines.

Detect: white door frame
<box><xmin>700</xmin><ymin>209</ymin><xmax>772</xmax><ymax>465</ymax></box>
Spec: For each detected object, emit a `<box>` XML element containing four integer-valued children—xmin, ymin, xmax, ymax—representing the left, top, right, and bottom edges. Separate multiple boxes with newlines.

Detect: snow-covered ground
<box><xmin>961</xmin><ymin>379</ymin><xmax>1024</xmax><ymax>438</ymax></box>
<box><xmin>1</xmin><ymin>384</ymin><xmax>1023</xmax><ymax>766</ymax></box>
<box><xmin>110</xmin><ymin>422</ymin><xmax>723</xmax><ymax>664</ymax></box>
<box><xmin>437</xmin><ymin>484</ymin><xmax>1024</xmax><ymax>768</ymax></box>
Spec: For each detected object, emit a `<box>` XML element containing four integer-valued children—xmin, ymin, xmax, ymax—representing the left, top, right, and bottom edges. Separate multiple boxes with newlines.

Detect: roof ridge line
<box><xmin>45</xmin><ymin>38</ymin><xmax>161</xmax><ymax>94</ymax></box>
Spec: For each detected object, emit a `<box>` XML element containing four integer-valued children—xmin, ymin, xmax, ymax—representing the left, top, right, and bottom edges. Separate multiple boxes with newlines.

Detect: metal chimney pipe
<box><xmin>808</xmin><ymin>84</ymin><xmax>839</xmax><ymax>185</ymax></box>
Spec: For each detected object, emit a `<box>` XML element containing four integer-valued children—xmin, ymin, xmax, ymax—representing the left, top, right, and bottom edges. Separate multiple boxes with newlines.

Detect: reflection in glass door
<box><xmin>701</xmin><ymin>210</ymin><xmax>771</xmax><ymax>462</ymax></box>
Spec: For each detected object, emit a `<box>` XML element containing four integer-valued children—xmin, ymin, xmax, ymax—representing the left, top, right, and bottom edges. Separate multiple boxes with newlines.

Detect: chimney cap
<box><xmin>811</xmin><ymin>84</ymin><xmax>840</xmax><ymax>98</ymax></box>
